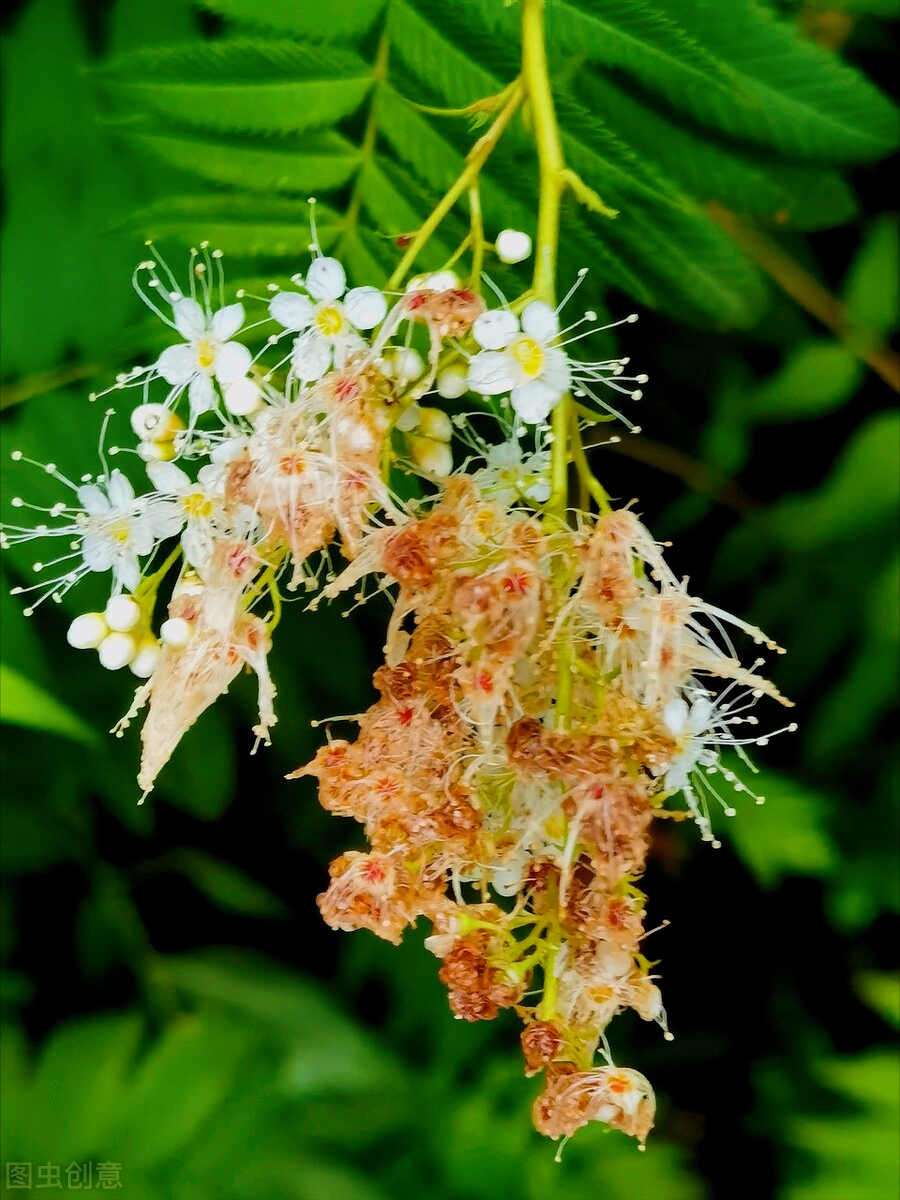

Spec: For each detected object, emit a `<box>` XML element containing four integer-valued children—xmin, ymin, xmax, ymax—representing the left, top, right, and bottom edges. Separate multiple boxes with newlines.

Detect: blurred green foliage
<box><xmin>1</xmin><ymin>1</ymin><xmax>898</xmax><ymax>1197</ymax></box>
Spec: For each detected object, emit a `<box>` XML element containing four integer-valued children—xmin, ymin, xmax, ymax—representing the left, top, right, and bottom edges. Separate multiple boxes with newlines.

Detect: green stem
<box><xmin>385</xmin><ymin>80</ymin><xmax>525</xmax><ymax>291</ymax></box>
<box><xmin>468</xmin><ymin>182</ymin><xmax>485</xmax><ymax>286</ymax></box>
<box><xmin>522</xmin><ymin>0</ymin><xmax>572</xmax><ymax>522</ymax></box>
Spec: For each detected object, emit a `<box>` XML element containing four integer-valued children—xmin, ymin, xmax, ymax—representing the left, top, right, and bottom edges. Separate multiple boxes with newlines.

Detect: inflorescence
<box><xmin>1</xmin><ymin>226</ymin><xmax>795</xmax><ymax>1150</ymax></box>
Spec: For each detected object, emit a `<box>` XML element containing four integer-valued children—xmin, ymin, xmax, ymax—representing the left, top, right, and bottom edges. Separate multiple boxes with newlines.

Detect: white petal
<box><xmin>147</xmin><ymin>460</ymin><xmax>190</xmax><ymax>494</ymax></box>
<box><xmin>76</xmin><ymin>484</ymin><xmax>111</xmax><ymax>515</ymax></box>
<box><xmin>172</xmin><ymin>297</ymin><xmax>207</xmax><ymax>339</ymax></box>
<box><xmin>510</xmin><ymin>378</ymin><xmax>559</xmax><ymax>425</ymax></box>
<box><xmin>663</xmin><ymin>698</ymin><xmax>689</xmax><ymax>736</ymax></box>
<box><xmin>542</xmin><ymin>346</ymin><xmax>571</xmax><ymax>393</ymax></box>
<box><xmin>107</xmin><ymin>470</ymin><xmax>135</xmax><ymax>508</ymax></box>
<box><xmin>305</xmin><ymin>257</ymin><xmax>346</xmax><ymax>302</ymax></box>
<box><xmin>188</xmin><ymin>373</ymin><xmax>216</xmax><ymax>415</ymax></box>
<box><xmin>467</xmin><ymin>350</ymin><xmax>515</xmax><ymax>396</ymax></box>
<box><xmin>521</xmin><ymin>300</ymin><xmax>559</xmax><ymax>342</ymax></box>
<box><xmin>148</xmin><ymin>500</ymin><xmax>187</xmax><ymax>540</ymax></box>
<box><xmin>269</xmin><ymin>291</ymin><xmax>314</xmax><ymax>331</ymax></box>
<box><xmin>333</xmin><ymin>330</ymin><xmax>367</xmax><ymax>369</ymax></box>
<box><xmin>81</xmin><ymin>535</ymin><xmax>115</xmax><ymax>572</ymax></box>
<box><xmin>115</xmin><ymin>554</ymin><xmax>142</xmax><ymax>593</ymax></box>
<box><xmin>214</xmin><ymin>340</ymin><xmax>253</xmax><ymax>385</ymax></box>
<box><xmin>156</xmin><ymin>343</ymin><xmax>198</xmax><ymax>386</ymax></box>
<box><xmin>472</xmin><ymin>309</ymin><xmax>519</xmax><ymax>350</ymax></box>
<box><xmin>689</xmin><ymin>698</ymin><xmax>715</xmax><ymax>732</ymax></box>
<box><xmin>291</xmin><ymin>331</ymin><xmax>332</xmax><ymax>382</ymax></box>
<box><xmin>343</xmin><ymin>286</ymin><xmax>387</xmax><ymax>331</ymax></box>
<box><xmin>210</xmin><ymin>302</ymin><xmax>245</xmax><ymax>341</ymax></box>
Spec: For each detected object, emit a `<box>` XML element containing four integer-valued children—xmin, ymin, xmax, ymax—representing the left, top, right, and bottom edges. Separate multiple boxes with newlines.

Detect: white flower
<box><xmin>467</xmin><ymin>301</ymin><xmax>571</xmax><ymax>424</ymax></box>
<box><xmin>146</xmin><ymin>460</ymin><xmax>221</xmax><ymax>572</ymax></box>
<box><xmin>156</xmin><ymin>298</ymin><xmax>252</xmax><ymax>416</ymax></box>
<box><xmin>76</xmin><ymin>469</ymin><xmax>183</xmax><ymax>593</ymax></box>
<box><xmin>479</xmin><ymin>438</ymin><xmax>551</xmax><ymax>505</ymax></box>
<box><xmin>269</xmin><ymin>257</ymin><xmax>387</xmax><ymax>384</ymax></box>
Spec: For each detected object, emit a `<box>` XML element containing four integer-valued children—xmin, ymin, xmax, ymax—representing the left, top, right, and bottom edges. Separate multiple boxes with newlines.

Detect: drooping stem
<box><xmin>385</xmin><ymin>80</ymin><xmax>525</xmax><ymax>291</ymax></box>
<box><xmin>522</xmin><ymin>0</ymin><xmax>571</xmax><ymax>521</ymax></box>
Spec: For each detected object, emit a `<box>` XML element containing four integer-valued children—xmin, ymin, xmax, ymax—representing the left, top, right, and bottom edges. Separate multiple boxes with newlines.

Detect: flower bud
<box><xmin>423</xmin><ymin>269</ymin><xmax>460</xmax><ymax>291</ymax></box>
<box><xmin>104</xmin><ymin>594</ymin><xmax>141</xmax><ymax>633</ymax></box>
<box><xmin>98</xmin><ymin>632</ymin><xmax>137</xmax><ymax>670</ymax></box>
<box><xmin>130</xmin><ymin>637</ymin><xmax>161</xmax><ymax>679</ymax></box>
<box><xmin>160</xmin><ymin>617</ymin><xmax>192</xmax><ymax>648</ymax></box>
<box><xmin>224</xmin><ymin>377</ymin><xmax>263</xmax><ymax>417</ymax></box>
<box><xmin>66</xmin><ymin>612</ymin><xmax>108</xmax><ymax>650</ymax></box>
<box><xmin>137</xmin><ymin>440</ymin><xmax>177</xmax><ymax>463</ymax></box>
<box><xmin>496</xmin><ymin>229</ymin><xmax>532</xmax><ymax>264</ymax></box>
<box><xmin>407</xmin><ymin>435</ymin><xmax>453</xmax><ymax>478</ymax></box>
<box><xmin>131</xmin><ymin>404</ymin><xmax>183</xmax><ymax>443</ymax></box>
<box><xmin>417</xmin><ymin>407</ymin><xmax>453</xmax><ymax>443</ymax></box>
<box><xmin>436</xmin><ymin>365</ymin><xmax>468</xmax><ymax>400</ymax></box>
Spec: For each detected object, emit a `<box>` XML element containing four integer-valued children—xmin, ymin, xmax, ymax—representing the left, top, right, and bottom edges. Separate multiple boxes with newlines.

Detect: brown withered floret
<box><xmin>404</xmin><ymin>287</ymin><xmax>485</xmax><ymax>338</ymax></box>
<box><xmin>520</xmin><ymin>1021</ymin><xmax>565</xmax><ymax>1076</ymax></box>
<box><xmin>382</xmin><ymin>511</ymin><xmax>460</xmax><ymax>588</ymax></box>
<box><xmin>438</xmin><ymin>930</ymin><xmax>524</xmax><ymax>1021</ymax></box>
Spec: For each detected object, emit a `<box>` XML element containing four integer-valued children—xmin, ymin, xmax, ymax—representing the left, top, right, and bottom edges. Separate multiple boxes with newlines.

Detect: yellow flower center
<box><xmin>315</xmin><ymin>305</ymin><xmax>344</xmax><ymax>337</ymax></box>
<box><xmin>509</xmin><ymin>336</ymin><xmax>544</xmax><ymax>378</ymax></box>
<box><xmin>195</xmin><ymin>338</ymin><xmax>217</xmax><ymax>370</ymax></box>
<box><xmin>111</xmin><ymin>525</ymin><xmax>130</xmax><ymax>544</ymax></box>
<box><xmin>183</xmin><ymin>492</ymin><xmax>213</xmax><ymax>518</ymax></box>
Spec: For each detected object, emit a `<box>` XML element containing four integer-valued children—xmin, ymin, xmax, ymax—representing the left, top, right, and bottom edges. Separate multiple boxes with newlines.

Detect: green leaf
<box><xmin>748</xmin><ymin>341</ymin><xmax>864</xmax><ymax>422</ymax></box>
<box><xmin>576</xmin><ymin>71</ymin><xmax>858</xmax><ymax>231</ymax></box>
<box><xmin>107</xmin><ymin>1013</ymin><xmax>256</xmax><ymax>1169</ymax></box>
<box><xmin>547</xmin><ymin>0</ymin><xmax>898</xmax><ymax>162</ymax></box>
<box><xmin>118</xmin><ymin>194</ymin><xmax>344</xmax><ymax>258</ymax></box>
<box><xmin>199</xmin><ymin>0</ymin><xmax>385</xmax><ymax>40</ymax></box>
<box><xmin>782</xmin><ymin>1052</ymin><xmax>900</xmax><ymax>1200</ymax></box>
<box><xmin>770</xmin><ymin>411</ymin><xmax>900</xmax><ymax>548</ymax></box>
<box><xmin>843</xmin><ymin>216</ymin><xmax>900</xmax><ymax>338</ymax></box>
<box><xmin>154</xmin><ymin>704</ymin><xmax>237</xmax><ymax>820</ymax></box>
<box><xmin>16</xmin><ymin>1013</ymin><xmax>144</xmax><ymax>1163</ymax></box>
<box><xmin>667</xmin><ymin>0</ymin><xmax>899</xmax><ymax>161</ymax></box>
<box><xmin>115</xmin><ymin>125</ymin><xmax>362</xmax><ymax>193</ymax></box>
<box><xmin>100</xmin><ymin>38</ymin><xmax>373</xmax><ymax>134</ymax></box>
<box><xmin>157</xmin><ymin>948</ymin><xmax>401</xmax><ymax>1095</ymax></box>
<box><xmin>856</xmin><ymin>972</ymin><xmax>900</xmax><ymax>1030</ymax></box>
<box><xmin>0</xmin><ymin>663</ymin><xmax>98</xmax><ymax>745</ymax></box>
<box><xmin>166</xmin><ymin>849</ymin><xmax>288</xmax><ymax>917</ymax></box>
<box><xmin>723</xmin><ymin>768</ymin><xmax>836</xmax><ymax>888</ymax></box>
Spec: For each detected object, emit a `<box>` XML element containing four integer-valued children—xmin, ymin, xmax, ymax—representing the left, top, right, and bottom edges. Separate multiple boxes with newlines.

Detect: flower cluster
<box><xmin>295</xmin><ymin>479</ymin><xmax>793</xmax><ymax>1148</ymax></box>
<box><xmin>2</xmin><ymin>230</ymin><xmax>794</xmax><ymax>1147</ymax></box>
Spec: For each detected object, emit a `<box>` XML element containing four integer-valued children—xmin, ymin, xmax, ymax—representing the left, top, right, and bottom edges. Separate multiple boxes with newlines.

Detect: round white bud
<box><xmin>66</xmin><ymin>612</ymin><xmax>108</xmax><ymax>650</ymax></box>
<box><xmin>407</xmin><ymin>435</ymin><xmax>453</xmax><ymax>477</ymax></box>
<box><xmin>130</xmin><ymin>638</ymin><xmax>161</xmax><ymax>679</ymax></box>
<box><xmin>417</xmin><ymin>407</ymin><xmax>453</xmax><ymax>443</ymax></box>
<box><xmin>104</xmin><ymin>594</ymin><xmax>141</xmax><ymax>633</ymax></box>
<box><xmin>495</xmin><ymin>229</ymin><xmax>532</xmax><ymax>264</ymax></box>
<box><xmin>137</xmin><ymin>440</ymin><xmax>176</xmax><ymax>463</ymax></box>
<box><xmin>98</xmin><ymin>632</ymin><xmax>137</xmax><ymax>670</ymax></box>
<box><xmin>131</xmin><ymin>404</ymin><xmax>182</xmax><ymax>443</ymax></box>
<box><xmin>423</xmin><ymin>269</ymin><xmax>460</xmax><ymax>291</ymax></box>
<box><xmin>392</xmin><ymin>348</ymin><xmax>424</xmax><ymax>382</ymax></box>
<box><xmin>160</xmin><ymin>617</ymin><xmax>192</xmax><ymax>648</ymax></box>
<box><xmin>224</xmin><ymin>377</ymin><xmax>264</xmax><ymax>417</ymax></box>
<box><xmin>436</xmin><ymin>365</ymin><xmax>468</xmax><ymax>400</ymax></box>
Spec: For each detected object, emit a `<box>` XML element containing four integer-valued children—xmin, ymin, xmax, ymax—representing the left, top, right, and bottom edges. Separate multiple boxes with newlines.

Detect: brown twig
<box><xmin>707</xmin><ymin>202</ymin><xmax>900</xmax><ymax>394</ymax></box>
<box><xmin>587</xmin><ymin>432</ymin><xmax>760</xmax><ymax>515</ymax></box>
